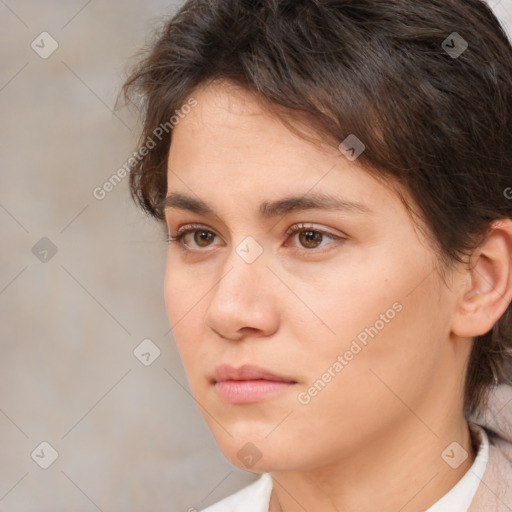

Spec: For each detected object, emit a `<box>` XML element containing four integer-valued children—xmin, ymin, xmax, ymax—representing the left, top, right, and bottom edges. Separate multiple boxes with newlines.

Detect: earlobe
<box><xmin>452</xmin><ymin>219</ymin><xmax>512</xmax><ymax>338</ymax></box>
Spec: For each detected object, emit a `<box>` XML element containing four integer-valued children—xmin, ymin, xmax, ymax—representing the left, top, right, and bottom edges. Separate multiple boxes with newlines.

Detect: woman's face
<box><xmin>164</xmin><ymin>82</ymin><xmax>468</xmax><ymax>472</ymax></box>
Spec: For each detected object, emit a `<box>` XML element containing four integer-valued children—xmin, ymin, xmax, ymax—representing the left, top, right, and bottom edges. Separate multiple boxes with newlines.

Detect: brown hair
<box><xmin>121</xmin><ymin>0</ymin><xmax>512</xmax><ymax>416</ymax></box>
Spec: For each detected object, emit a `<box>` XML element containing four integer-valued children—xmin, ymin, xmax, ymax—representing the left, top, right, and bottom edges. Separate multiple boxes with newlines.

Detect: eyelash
<box><xmin>166</xmin><ymin>223</ymin><xmax>345</xmax><ymax>255</ymax></box>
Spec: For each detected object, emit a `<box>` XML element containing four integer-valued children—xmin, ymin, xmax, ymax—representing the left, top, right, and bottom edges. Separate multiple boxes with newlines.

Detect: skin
<box><xmin>163</xmin><ymin>81</ymin><xmax>512</xmax><ymax>511</ymax></box>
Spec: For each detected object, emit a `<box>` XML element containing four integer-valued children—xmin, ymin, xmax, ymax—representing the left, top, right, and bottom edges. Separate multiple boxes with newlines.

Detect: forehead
<box><xmin>167</xmin><ymin>82</ymin><xmax>415</xmax><ymax>224</ymax></box>
<box><xmin>171</xmin><ymin>81</ymin><xmax>340</xmax><ymax>165</ymax></box>
<box><xmin>169</xmin><ymin>82</ymin><xmax>348</xmax><ymax>184</ymax></box>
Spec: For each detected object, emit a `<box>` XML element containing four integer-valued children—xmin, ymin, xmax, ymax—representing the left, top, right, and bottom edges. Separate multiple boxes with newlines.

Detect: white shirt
<box><xmin>200</xmin><ymin>424</ymin><xmax>489</xmax><ymax>512</ymax></box>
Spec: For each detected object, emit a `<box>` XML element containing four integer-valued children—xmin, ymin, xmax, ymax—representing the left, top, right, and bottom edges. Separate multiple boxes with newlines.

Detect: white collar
<box><xmin>426</xmin><ymin>423</ymin><xmax>489</xmax><ymax>512</ymax></box>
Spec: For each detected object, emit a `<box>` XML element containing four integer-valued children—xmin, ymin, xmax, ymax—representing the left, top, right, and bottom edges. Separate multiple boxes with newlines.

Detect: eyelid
<box><xmin>176</xmin><ymin>223</ymin><xmax>216</xmax><ymax>236</ymax></box>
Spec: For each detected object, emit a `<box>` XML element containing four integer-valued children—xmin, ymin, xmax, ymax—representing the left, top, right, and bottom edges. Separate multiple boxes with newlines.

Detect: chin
<box><xmin>212</xmin><ymin>432</ymin><xmax>303</xmax><ymax>474</ymax></box>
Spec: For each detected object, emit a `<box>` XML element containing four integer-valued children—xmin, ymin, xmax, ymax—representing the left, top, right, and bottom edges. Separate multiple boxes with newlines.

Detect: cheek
<box><xmin>163</xmin><ymin>261</ymin><xmax>206</xmax><ymax>353</ymax></box>
<box><xmin>163</xmin><ymin>265</ymin><xmax>214</xmax><ymax>400</ymax></box>
<box><xmin>291</xmin><ymin>253</ymin><xmax>446</xmax><ymax>407</ymax></box>
<box><xmin>164</xmin><ymin>253</ymin><xmax>205</xmax><ymax>322</ymax></box>
<box><xmin>333</xmin><ymin>292</ymin><xmax>443</xmax><ymax>409</ymax></box>
<box><xmin>163</xmin><ymin>265</ymin><xmax>183</xmax><ymax>329</ymax></box>
<box><xmin>286</xmin><ymin>301</ymin><xmax>442</xmax><ymax>461</ymax></box>
<box><xmin>283</xmin><ymin>258</ymin><xmax>398</xmax><ymax>351</ymax></box>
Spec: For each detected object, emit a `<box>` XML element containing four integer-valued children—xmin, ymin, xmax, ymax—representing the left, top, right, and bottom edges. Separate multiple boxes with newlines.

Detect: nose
<box><xmin>203</xmin><ymin>245</ymin><xmax>280</xmax><ymax>341</ymax></box>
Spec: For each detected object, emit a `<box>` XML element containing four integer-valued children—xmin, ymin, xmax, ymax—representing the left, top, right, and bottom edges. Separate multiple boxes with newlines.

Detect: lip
<box><xmin>212</xmin><ymin>364</ymin><xmax>297</xmax><ymax>404</ymax></box>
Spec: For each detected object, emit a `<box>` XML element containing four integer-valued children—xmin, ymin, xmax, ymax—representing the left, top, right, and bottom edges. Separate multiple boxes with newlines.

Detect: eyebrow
<box><xmin>162</xmin><ymin>192</ymin><xmax>373</xmax><ymax>218</ymax></box>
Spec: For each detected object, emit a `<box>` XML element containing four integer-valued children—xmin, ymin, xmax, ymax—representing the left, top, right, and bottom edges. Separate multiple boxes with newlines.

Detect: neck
<box><xmin>269</xmin><ymin>415</ymin><xmax>475</xmax><ymax>512</ymax></box>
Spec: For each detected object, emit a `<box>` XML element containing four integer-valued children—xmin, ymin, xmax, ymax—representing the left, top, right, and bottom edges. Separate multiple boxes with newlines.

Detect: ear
<box><xmin>451</xmin><ymin>219</ymin><xmax>512</xmax><ymax>338</ymax></box>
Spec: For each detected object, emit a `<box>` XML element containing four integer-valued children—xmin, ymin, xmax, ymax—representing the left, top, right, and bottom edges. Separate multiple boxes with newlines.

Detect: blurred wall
<box><xmin>0</xmin><ymin>1</ymin><xmax>511</xmax><ymax>511</ymax></box>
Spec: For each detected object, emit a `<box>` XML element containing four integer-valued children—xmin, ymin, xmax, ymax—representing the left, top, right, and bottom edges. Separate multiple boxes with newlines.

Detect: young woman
<box><xmin>122</xmin><ymin>1</ymin><xmax>512</xmax><ymax>510</ymax></box>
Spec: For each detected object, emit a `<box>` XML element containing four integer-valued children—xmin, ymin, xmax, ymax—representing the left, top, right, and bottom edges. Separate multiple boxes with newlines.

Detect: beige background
<box><xmin>0</xmin><ymin>1</ymin><xmax>511</xmax><ymax>511</ymax></box>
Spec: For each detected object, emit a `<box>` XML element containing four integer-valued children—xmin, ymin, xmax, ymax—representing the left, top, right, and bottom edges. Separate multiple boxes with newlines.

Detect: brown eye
<box><xmin>298</xmin><ymin>230</ymin><xmax>324</xmax><ymax>249</ymax></box>
<box><xmin>285</xmin><ymin>223</ymin><xmax>344</xmax><ymax>253</ymax></box>
<box><xmin>193</xmin><ymin>230</ymin><xmax>215</xmax><ymax>247</ymax></box>
<box><xmin>167</xmin><ymin>226</ymin><xmax>220</xmax><ymax>250</ymax></box>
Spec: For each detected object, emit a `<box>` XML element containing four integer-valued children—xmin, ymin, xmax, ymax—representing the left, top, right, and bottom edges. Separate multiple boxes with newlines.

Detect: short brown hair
<box><xmin>121</xmin><ymin>0</ymin><xmax>512</xmax><ymax>416</ymax></box>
